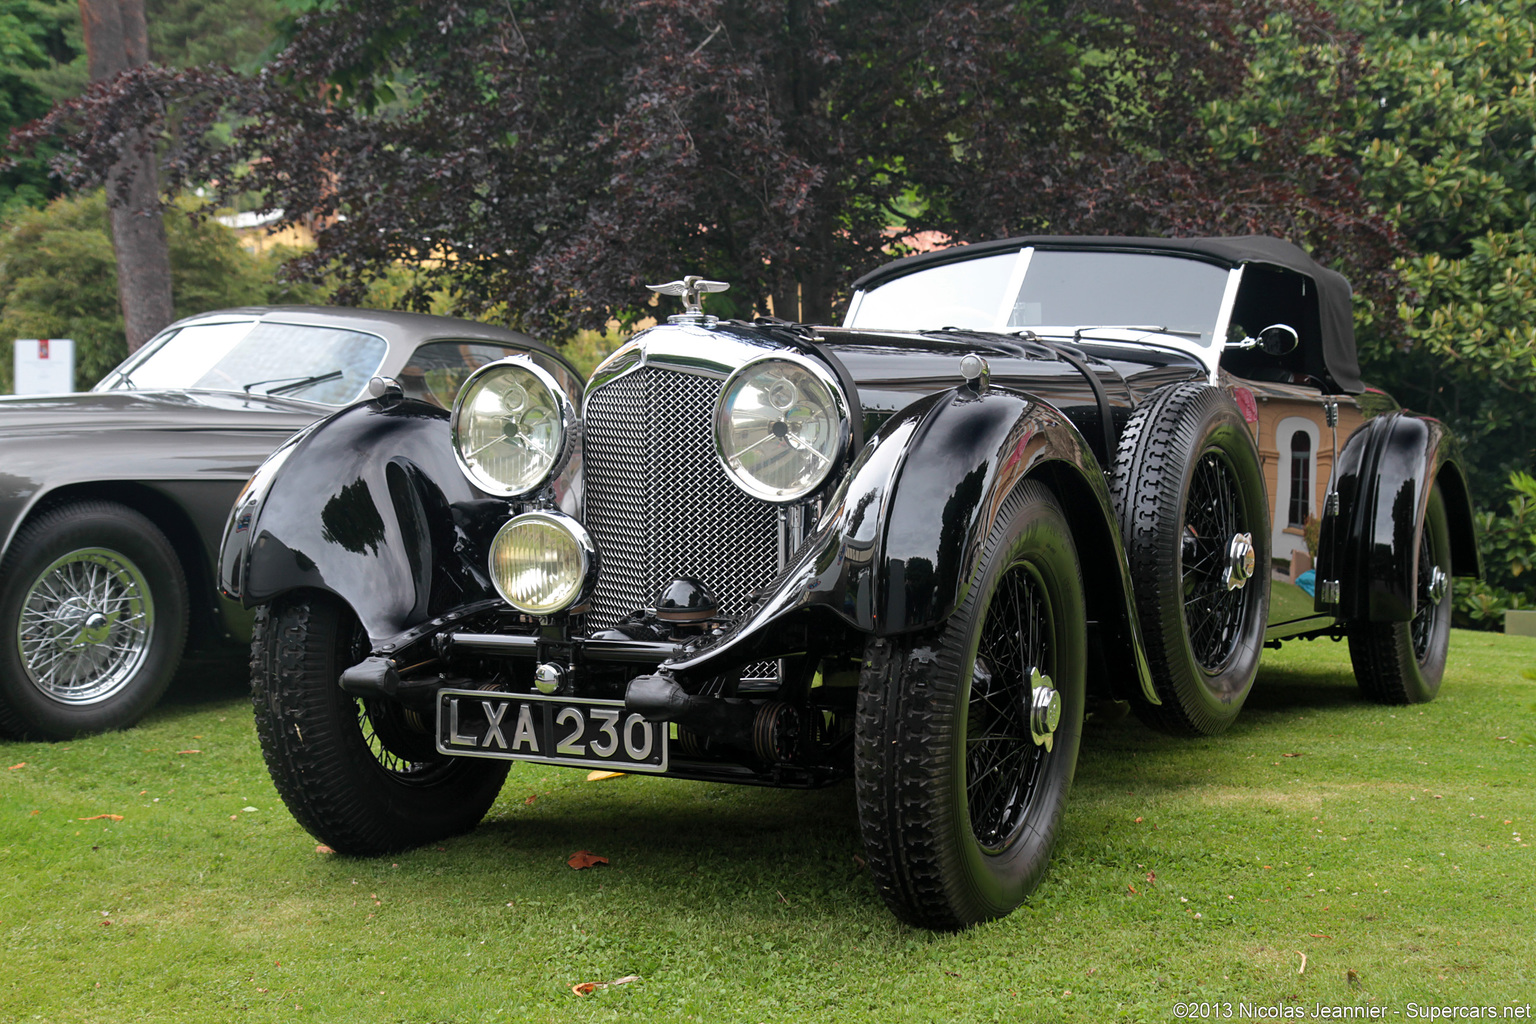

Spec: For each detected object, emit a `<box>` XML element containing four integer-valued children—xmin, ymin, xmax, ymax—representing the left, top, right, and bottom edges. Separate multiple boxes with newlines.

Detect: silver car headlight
<box><xmin>714</xmin><ymin>355</ymin><xmax>849</xmax><ymax>503</ymax></box>
<box><xmin>488</xmin><ymin>511</ymin><xmax>596</xmax><ymax>615</ymax></box>
<box><xmin>450</xmin><ymin>358</ymin><xmax>574</xmax><ymax>497</ymax></box>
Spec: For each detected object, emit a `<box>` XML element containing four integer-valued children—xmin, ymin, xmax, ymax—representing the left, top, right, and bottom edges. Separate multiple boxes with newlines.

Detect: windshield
<box><xmin>102</xmin><ymin>320</ymin><xmax>388</xmax><ymax>405</ymax></box>
<box><xmin>848</xmin><ymin>248</ymin><xmax>1231</xmax><ymax>345</ymax></box>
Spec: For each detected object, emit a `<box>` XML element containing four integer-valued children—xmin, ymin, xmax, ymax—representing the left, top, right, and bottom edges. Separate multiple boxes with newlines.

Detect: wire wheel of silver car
<box><xmin>250</xmin><ymin>591</ymin><xmax>508</xmax><ymax>855</ymax></box>
<box><xmin>0</xmin><ymin>501</ymin><xmax>187</xmax><ymax>741</ymax></box>
<box><xmin>855</xmin><ymin>481</ymin><xmax>1085</xmax><ymax>930</ymax></box>
<box><xmin>1110</xmin><ymin>383</ymin><xmax>1270</xmax><ymax>736</ymax></box>
<box><xmin>1348</xmin><ymin>483</ymin><xmax>1452</xmax><ymax>704</ymax></box>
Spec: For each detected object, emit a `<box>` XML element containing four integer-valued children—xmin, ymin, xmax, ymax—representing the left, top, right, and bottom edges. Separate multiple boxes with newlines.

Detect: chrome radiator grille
<box><xmin>583</xmin><ymin>366</ymin><xmax>780</xmax><ymax>632</ymax></box>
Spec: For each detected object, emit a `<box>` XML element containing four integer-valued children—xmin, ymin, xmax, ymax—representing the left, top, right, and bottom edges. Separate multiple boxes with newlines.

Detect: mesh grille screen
<box><xmin>583</xmin><ymin>366</ymin><xmax>781</xmax><ymax>634</ymax></box>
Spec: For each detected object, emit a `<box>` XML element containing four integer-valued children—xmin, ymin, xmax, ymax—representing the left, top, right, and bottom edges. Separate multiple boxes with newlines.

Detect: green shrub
<box><xmin>1454</xmin><ymin>470</ymin><xmax>1536</xmax><ymax>629</ymax></box>
<box><xmin>0</xmin><ymin>190</ymin><xmax>319</xmax><ymax>391</ymax></box>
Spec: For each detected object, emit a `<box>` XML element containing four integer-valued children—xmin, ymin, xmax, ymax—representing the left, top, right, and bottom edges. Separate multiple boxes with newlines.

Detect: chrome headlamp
<box><xmin>450</xmin><ymin>358</ymin><xmax>575</xmax><ymax>497</ymax></box>
<box><xmin>488</xmin><ymin>511</ymin><xmax>596</xmax><ymax>615</ymax></box>
<box><xmin>714</xmin><ymin>354</ymin><xmax>850</xmax><ymax>503</ymax></box>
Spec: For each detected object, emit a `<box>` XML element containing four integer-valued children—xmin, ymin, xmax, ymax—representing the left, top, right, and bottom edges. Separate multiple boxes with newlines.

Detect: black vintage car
<box><xmin>219</xmin><ymin>236</ymin><xmax>1479</xmax><ymax>930</ymax></box>
<box><xmin>0</xmin><ymin>307</ymin><xmax>577</xmax><ymax>741</ymax></box>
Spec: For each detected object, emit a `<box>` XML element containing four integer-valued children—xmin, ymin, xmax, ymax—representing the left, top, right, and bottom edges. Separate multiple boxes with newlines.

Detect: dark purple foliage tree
<box><xmin>15</xmin><ymin>0</ymin><xmax>1400</xmax><ymax>335</ymax></box>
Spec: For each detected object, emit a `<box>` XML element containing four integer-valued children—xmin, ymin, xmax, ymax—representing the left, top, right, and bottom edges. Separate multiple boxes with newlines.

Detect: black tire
<box><xmin>854</xmin><ymin>482</ymin><xmax>1086</xmax><ymax>930</ymax></box>
<box><xmin>0</xmin><ymin>501</ymin><xmax>187</xmax><ymax>740</ymax></box>
<box><xmin>251</xmin><ymin>592</ymin><xmax>508</xmax><ymax>854</ymax></box>
<box><xmin>1348</xmin><ymin>483</ymin><xmax>1452</xmax><ymax>703</ymax></box>
<box><xmin>1110</xmin><ymin>383</ymin><xmax>1271</xmax><ymax>736</ymax></box>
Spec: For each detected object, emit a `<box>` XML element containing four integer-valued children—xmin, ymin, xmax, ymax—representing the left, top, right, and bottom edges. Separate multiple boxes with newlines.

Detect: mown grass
<box><xmin>2</xmin><ymin>631</ymin><xmax>1533</xmax><ymax>1023</ymax></box>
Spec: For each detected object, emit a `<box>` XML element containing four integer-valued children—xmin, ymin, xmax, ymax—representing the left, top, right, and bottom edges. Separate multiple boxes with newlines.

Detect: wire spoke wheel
<box><xmin>855</xmin><ymin>481</ymin><xmax>1085</xmax><ymax>930</ymax></box>
<box><xmin>250</xmin><ymin>593</ymin><xmax>508</xmax><ymax>855</ymax></box>
<box><xmin>17</xmin><ymin>548</ymin><xmax>154</xmax><ymax>704</ymax></box>
<box><xmin>966</xmin><ymin>563</ymin><xmax>1052</xmax><ymax>852</ymax></box>
<box><xmin>1181</xmin><ymin>451</ymin><xmax>1254</xmax><ymax>673</ymax></box>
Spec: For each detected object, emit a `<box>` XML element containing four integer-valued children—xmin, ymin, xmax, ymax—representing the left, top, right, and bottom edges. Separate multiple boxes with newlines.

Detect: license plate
<box><xmin>435</xmin><ymin>688</ymin><xmax>669</xmax><ymax>773</ymax></box>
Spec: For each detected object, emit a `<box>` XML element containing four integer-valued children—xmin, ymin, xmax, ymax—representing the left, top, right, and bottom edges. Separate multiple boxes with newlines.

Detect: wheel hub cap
<box><xmin>1223</xmin><ymin>532</ymin><xmax>1255</xmax><ymax>591</ymax></box>
<box><xmin>1427</xmin><ymin>565</ymin><xmax>1448</xmax><ymax>604</ymax></box>
<box><xmin>1028</xmin><ymin>668</ymin><xmax>1060</xmax><ymax>752</ymax></box>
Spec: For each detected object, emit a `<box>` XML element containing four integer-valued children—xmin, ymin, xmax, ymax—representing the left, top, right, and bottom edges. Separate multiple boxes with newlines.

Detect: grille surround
<box><xmin>582</xmin><ymin>365</ymin><xmax>781</xmax><ymax>633</ymax></box>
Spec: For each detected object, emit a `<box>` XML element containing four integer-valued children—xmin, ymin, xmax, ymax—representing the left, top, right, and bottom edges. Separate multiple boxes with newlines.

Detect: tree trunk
<box><xmin>79</xmin><ymin>0</ymin><xmax>174</xmax><ymax>353</ymax></box>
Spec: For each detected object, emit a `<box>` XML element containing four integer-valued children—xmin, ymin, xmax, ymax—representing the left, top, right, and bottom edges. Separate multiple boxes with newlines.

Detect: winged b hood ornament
<box><xmin>648</xmin><ymin>275</ymin><xmax>730</xmax><ymax>319</ymax></box>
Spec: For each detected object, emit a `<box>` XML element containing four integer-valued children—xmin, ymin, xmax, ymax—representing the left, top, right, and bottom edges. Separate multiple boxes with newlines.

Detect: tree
<box><xmin>0</xmin><ymin>189</ymin><xmax>318</xmax><ymax>390</ymax></box>
<box><xmin>1206</xmin><ymin>0</ymin><xmax>1536</xmax><ymax>499</ymax></box>
<box><xmin>75</xmin><ymin>0</ymin><xmax>172</xmax><ymax>350</ymax></box>
<box><xmin>18</xmin><ymin>0</ymin><xmax>1396</xmax><ymax>338</ymax></box>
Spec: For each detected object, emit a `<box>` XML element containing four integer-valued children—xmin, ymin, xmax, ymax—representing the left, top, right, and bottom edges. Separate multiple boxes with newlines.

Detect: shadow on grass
<box><xmin>163</xmin><ymin>644</ymin><xmax>250</xmax><ymax>706</ymax></box>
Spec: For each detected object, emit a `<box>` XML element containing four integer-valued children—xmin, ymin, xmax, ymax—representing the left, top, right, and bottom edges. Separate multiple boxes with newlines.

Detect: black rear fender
<box><xmin>219</xmin><ymin>399</ymin><xmax>504</xmax><ymax>642</ymax></box>
<box><xmin>1327</xmin><ymin>412</ymin><xmax>1480</xmax><ymax>622</ymax></box>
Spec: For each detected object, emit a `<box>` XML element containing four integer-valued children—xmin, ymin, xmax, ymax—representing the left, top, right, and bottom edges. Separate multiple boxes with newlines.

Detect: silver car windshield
<box><xmin>102</xmin><ymin>320</ymin><xmax>388</xmax><ymax>405</ymax></box>
<box><xmin>848</xmin><ymin>248</ymin><xmax>1230</xmax><ymax>345</ymax></box>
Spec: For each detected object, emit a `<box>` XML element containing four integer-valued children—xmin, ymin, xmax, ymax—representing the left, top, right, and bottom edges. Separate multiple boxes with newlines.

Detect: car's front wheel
<box><xmin>854</xmin><ymin>481</ymin><xmax>1086</xmax><ymax>930</ymax></box>
<box><xmin>1348</xmin><ymin>483</ymin><xmax>1452</xmax><ymax>703</ymax></box>
<box><xmin>251</xmin><ymin>592</ymin><xmax>508</xmax><ymax>854</ymax></box>
<box><xmin>0</xmin><ymin>501</ymin><xmax>188</xmax><ymax>740</ymax></box>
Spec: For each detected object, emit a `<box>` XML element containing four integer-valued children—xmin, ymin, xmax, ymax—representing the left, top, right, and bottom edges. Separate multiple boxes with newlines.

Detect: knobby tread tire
<box><xmin>854</xmin><ymin>482</ymin><xmax>1085</xmax><ymax>930</ymax></box>
<box><xmin>0</xmin><ymin>500</ymin><xmax>187</xmax><ymax>740</ymax></box>
<box><xmin>1348</xmin><ymin>485</ymin><xmax>1451</xmax><ymax>704</ymax></box>
<box><xmin>251</xmin><ymin>593</ymin><xmax>507</xmax><ymax>855</ymax></box>
<box><xmin>1109</xmin><ymin>382</ymin><xmax>1269</xmax><ymax>736</ymax></box>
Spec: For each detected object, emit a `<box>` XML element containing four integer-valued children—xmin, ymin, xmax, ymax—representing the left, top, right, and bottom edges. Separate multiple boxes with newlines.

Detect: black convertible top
<box><xmin>852</xmin><ymin>235</ymin><xmax>1362</xmax><ymax>394</ymax></box>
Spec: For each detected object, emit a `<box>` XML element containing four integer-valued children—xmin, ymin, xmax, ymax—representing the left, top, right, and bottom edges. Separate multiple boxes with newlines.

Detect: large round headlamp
<box><xmin>450</xmin><ymin>358</ymin><xmax>574</xmax><ymax>497</ymax></box>
<box><xmin>714</xmin><ymin>355</ymin><xmax>850</xmax><ymax>503</ymax></box>
<box><xmin>488</xmin><ymin>511</ymin><xmax>596</xmax><ymax>615</ymax></box>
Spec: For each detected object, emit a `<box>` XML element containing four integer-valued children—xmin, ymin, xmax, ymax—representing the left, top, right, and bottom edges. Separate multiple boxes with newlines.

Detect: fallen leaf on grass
<box><xmin>1127</xmin><ymin>884</ymin><xmax>1138</xmax><ymax>894</ymax></box>
<box><xmin>1283</xmin><ymin>752</ymin><xmax>1302</xmax><ymax>758</ymax></box>
<box><xmin>1296</xmin><ymin>951</ymin><xmax>1308</xmax><ymax>974</ymax></box>
<box><xmin>851</xmin><ymin>854</ymin><xmax>867</xmax><ymax>871</ymax></box>
<box><xmin>176</xmin><ymin>749</ymin><xmax>201</xmax><ymax>755</ymax></box>
<box><xmin>1145</xmin><ymin>871</ymin><xmax>1156</xmax><ymax>884</ymax></box>
<box><xmin>315</xmin><ymin>845</ymin><xmax>335</xmax><ymax>855</ymax></box>
<box><xmin>586</xmin><ymin>770</ymin><xmax>625</xmax><ymax>781</ymax></box>
<box><xmin>571</xmin><ymin>974</ymin><xmax>638</xmax><ymax>996</ymax></box>
<box><xmin>524</xmin><ymin>795</ymin><xmax>537</xmax><ymax>806</ymax></box>
<box><xmin>568</xmin><ymin>850</ymin><xmax>608</xmax><ymax>870</ymax></box>
<box><xmin>8</xmin><ymin>762</ymin><xmax>24</xmax><ymax>770</ymax></box>
<box><xmin>1309</xmin><ymin>933</ymin><xmax>1332</xmax><ymax>939</ymax></box>
<box><xmin>78</xmin><ymin>814</ymin><xmax>123</xmax><ymax>822</ymax></box>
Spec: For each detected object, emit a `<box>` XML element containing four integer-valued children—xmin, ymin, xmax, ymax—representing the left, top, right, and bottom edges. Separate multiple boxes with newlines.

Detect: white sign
<box><xmin>13</xmin><ymin>338</ymin><xmax>76</xmax><ymax>395</ymax></box>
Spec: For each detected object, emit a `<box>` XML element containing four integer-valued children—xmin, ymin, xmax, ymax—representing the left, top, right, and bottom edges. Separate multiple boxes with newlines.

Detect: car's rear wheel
<box><xmin>1110</xmin><ymin>383</ymin><xmax>1271</xmax><ymax>736</ymax></box>
<box><xmin>0</xmin><ymin>501</ymin><xmax>187</xmax><ymax>740</ymax></box>
<box><xmin>1348</xmin><ymin>483</ymin><xmax>1452</xmax><ymax>704</ymax></box>
<box><xmin>251</xmin><ymin>592</ymin><xmax>508</xmax><ymax>854</ymax></box>
<box><xmin>854</xmin><ymin>482</ymin><xmax>1086</xmax><ymax>930</ymax></box>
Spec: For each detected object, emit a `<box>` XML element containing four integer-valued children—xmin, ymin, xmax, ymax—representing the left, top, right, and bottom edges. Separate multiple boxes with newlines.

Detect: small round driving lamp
<box><xmin>488</xmin><ymin>511</ymin><xmax>595</xmax><ymax>615</ymax></box>
<box><xmin>714</xmin><ymin>355</ymin><xmax>849</xmax><ymax>503</ymax></box>
<box><xmin>450</xmin><ymin>358</ymin><xmax>573</xmax><ymax>497</ymax></box>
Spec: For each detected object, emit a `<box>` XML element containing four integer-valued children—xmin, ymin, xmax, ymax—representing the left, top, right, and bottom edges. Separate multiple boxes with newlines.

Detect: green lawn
<box><xmin>3</xmin><ymin>632</ymin><xmax>1533</xmax><ymax>1023</ymax></box>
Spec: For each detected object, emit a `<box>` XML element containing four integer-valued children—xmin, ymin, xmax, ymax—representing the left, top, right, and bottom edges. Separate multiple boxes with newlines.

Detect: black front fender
<box><xmin>219</xmin><ymin>399</ymin><xmax>506</xmax><ymax>642</ymax></box>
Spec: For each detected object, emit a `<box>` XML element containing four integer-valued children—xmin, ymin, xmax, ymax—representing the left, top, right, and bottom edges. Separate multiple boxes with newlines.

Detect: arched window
<box><xmin>1288</xmin><ymin>431</ymin><xmax>1312</xmax><ymax>527</ymax></box>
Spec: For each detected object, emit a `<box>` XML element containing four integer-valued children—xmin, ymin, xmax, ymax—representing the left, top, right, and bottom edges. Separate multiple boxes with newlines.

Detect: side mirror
<box><xmin>1226</xmin><ymin>323</ymin><xmax>1299</xmax><ymax>356</ymax></box>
